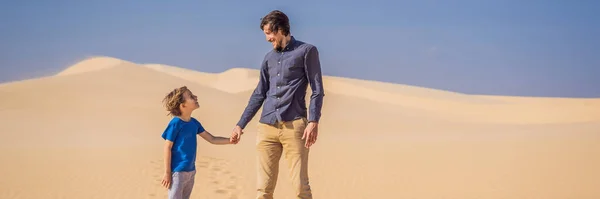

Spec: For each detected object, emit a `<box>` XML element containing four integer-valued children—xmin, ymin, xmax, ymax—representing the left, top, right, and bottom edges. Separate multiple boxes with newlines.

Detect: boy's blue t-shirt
<box><xmin>161</xmin><ymin>117</ymin><xmax>205</xmax><ymax>172</ymax></box>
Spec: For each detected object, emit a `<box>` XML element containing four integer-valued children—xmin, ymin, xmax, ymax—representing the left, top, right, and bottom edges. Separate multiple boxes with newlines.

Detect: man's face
<box><xmin>263</xmin><ymin>23</ymin><xmax>285</xmax><ymax>51</ymax></box>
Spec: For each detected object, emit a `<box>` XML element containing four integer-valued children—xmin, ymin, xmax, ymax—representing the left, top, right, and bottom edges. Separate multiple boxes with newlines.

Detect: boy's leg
<box><xmin>168</xmin><ymin>172</ymin><xmax>184</xmax><ymax>199</ymax></box>
<box><xmin>256</xmin><ymin>122</ymin><xmax>283</xmax><ymax>199</ymax></box>
<box><xmin>280</xmin><ymin>117</ymin><xmax>312</xmax><ymax>199</ymax></box>
<box><xmin>181</xmin><ymin>170</ymin><xmax>196</xmax><ymax>199</ymax></box>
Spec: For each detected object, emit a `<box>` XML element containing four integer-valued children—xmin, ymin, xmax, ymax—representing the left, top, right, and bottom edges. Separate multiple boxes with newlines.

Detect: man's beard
<box><xmin>274</xmin><ymin>40</ymin><xmax>283</xmax><ymax>51</ymax></box>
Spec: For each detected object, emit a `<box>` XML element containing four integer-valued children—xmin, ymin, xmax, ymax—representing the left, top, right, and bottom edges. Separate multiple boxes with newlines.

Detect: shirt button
<box><xmin>277</xmin><ymin>73</ymin><xmax>280</xmax><ymax>76</ymax></box>
<box><xmin>278</xmin><ymin>61</ymin><xmax>281</xmax><ymax>64</ymax></box>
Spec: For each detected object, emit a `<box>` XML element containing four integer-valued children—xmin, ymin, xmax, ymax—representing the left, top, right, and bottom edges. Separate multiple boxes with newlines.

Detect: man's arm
<box><xmin>236</xmin><ymin>58</ymin><xmax>270</xmax><ymax>129</ymax></box>
<box><xmin>198</xmin><ymin>131</ymin><xmax>233</xmax><ymax>145</ymax></box>
<box><xmin>304</xmin><ymin>46</ymin><xmax>325</xmax><ymax>123</ymax></box>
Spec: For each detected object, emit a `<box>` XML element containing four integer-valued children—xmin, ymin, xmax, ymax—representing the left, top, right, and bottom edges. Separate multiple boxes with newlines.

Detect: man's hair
<box><xmin>260</xmin><ymin>10</ymin><xmax>290</xmax><ymax>36</ymax></box>
<box><xmin>162</xmin><ymin>86</ymin><xmax>190</xmax><ymax>116</ymax></box>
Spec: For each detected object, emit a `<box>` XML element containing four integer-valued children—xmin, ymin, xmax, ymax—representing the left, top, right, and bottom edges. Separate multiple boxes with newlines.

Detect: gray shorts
<box><xmin>169</xmin><ymin>170</ymin><xmax>196</xmax><ymax>199</ymax></box>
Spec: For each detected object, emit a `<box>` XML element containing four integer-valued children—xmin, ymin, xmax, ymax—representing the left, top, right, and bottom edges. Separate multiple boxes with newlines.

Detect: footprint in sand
<box><xmin>148</xmin><ymin>156</ymin><xmax>243</xmax><ymax>198</ymax></box>
<box><xmin>197</xmin><ymin>159</ymin><xmax>210</xmax><ymax>168</ymax></box>
<box><xmin>195</xmin><ymin>156</ymin><xmax>243</xmax><ymax>199</ymax></box>
<box><xmin>148</xmin><ymin>159</ymin><xmax>171</xmax><ymax>198</ymax></box>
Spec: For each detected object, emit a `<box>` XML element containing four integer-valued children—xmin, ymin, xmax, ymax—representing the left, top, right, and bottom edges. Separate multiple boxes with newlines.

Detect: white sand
<box><xmin>0</xmin><ymin>56</ymin><xmax>598</xmax><ymax>199</ymax></box>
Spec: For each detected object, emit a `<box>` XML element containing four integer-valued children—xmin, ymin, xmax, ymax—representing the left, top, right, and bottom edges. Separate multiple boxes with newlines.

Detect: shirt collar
<box><xmin>278</xmin><ymin>36</ymin><xmax>297</xmax><ymax>52</ymax></box>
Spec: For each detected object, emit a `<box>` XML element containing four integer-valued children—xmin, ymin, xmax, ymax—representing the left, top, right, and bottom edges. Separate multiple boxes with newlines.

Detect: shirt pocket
<box><xmin>283</xmin><ymin>56</ymin><xmax>305</xmax><ymax>80</ymax></box>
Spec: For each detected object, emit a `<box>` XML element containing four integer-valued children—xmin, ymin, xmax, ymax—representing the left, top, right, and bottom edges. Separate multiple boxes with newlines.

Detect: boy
<box><xmin>160</xmin><ymin>86</ymin><xmax>237</xmax><ymax>199</ymax></box>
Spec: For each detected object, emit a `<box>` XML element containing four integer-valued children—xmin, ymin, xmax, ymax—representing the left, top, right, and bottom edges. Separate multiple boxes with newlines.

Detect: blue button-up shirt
<box><xmin>236</xmin><ymin>36</ymin><xmax>325</xmax><ymax>129</ymax></box>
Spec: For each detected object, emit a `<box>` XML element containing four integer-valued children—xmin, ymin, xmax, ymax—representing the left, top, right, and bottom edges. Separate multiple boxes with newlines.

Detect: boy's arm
<box><xmin>161</xmin><ymin>140</ymin><xmax>174</xmax><ymax>189</ymax></box>
<box><xmin>199</xmin><ymin>131</ymin><xmax>233</xmax><ymax>145</ymax></box>
<box><xmin>163</xmin><ymin>140</ymin><xmax>173</xmax><ymax>174</ymax></box>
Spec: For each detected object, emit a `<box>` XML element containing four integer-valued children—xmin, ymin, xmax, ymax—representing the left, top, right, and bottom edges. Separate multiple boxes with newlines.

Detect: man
<box><xmin>230</xmin><ymin>10</ymin><xmax>324</xmax><ymax>199</ymax></box>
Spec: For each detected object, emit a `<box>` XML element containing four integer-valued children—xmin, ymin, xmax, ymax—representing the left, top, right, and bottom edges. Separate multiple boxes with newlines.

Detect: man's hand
<box><xmin>161</xmin><ymin>172</ymin><xmax>172</xmax><ymax>189</ymax></box>
<box><xmin>302</xmin><ymin>122</ymin><xmax>319</xmax><ymax>148</ymax></box>
<box><xmin>230</xmin><ymin>126</ymin><xmax>244</xmax><ymax>144</ymax></box>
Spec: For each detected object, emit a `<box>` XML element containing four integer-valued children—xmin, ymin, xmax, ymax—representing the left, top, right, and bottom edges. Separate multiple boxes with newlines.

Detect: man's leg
<box><xmin>256</xmin><ymin>122</ymin><xmax>283</xmax><ymax>199</ymax></box>
<box><xmin>280</xmin><ymin>118</ymin><xmax>312</xmax><ymax>199</ymax></box>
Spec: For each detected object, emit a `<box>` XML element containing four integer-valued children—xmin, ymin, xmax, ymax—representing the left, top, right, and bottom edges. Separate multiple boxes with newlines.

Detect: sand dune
<box><xmin>143</xmin><ymin>64</ymin><xmax>264</xmax><ymax>94</ymax></box>
<box><xmin>1</xmin><ymin>56</ymin><xmax>599</xmax><ymax>199</ymax></box>
<box><xmin>143</xmin><ymin>63</ymin><xmax>219</xmax><ymax>86</ymax></box>
<box><xmin>144</xmin><ymin>58</ymin><xmax>600</xmax><ymax>124</ymax></box>
<box><xmin>55</xmin><ymin>56</ymin><xmax>132</xmax><ymax>76</ymax></box>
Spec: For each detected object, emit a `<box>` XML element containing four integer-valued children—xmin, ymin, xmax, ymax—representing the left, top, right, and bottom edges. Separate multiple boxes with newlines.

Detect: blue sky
<box><xmin>1</xmin><ymin>0</ymin><xmax>599</xmax><ymax>97</ymax></box>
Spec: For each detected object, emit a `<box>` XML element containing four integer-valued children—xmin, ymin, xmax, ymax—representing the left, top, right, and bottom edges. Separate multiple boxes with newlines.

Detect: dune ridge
<box><xmin>55</xmin><ymin>56</ymin><xmax>132</xmax><ymax>76</ymax></box>
<box><xmin>0</xmin><ymin>56</ymin><xmax>598</xmax><ymax>199</ymax></box>
<box><xmin>47</xmin><ymin>56</ymin><xmax>600</xmax><ymax>124</ymax></box>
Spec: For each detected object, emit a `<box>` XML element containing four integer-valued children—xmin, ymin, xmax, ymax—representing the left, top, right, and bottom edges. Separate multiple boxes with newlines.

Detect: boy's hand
<box><xmin>161</xmin><ymin>173</ymin><xmax>172</xmax><ymax>189</ymax></box>
<box><xmin>230</xmin><ymin>126</ymin><xmax>243</xmax><ymax>144</ymax></box>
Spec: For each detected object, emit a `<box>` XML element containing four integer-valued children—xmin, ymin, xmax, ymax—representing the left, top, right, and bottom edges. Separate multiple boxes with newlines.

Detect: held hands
<box><xmin>302</xmin><ymin>122</ymin><xmax>319</xmax><ymax>148</ymax></box>
<box><xmin>228</xmin><ymin>137</ymin><xmax>237</xmax><ymax>144</ymax></box>
<box><xmin>230</xmin><ymin>125</ymin><xmax>243</xmax><ymax>144</ymax></box>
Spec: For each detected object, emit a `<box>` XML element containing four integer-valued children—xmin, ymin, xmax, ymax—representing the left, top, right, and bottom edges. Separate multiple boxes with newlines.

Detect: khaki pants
<box><xmin>256</xmin><ymin>117</ymin><xmax>312</xmax><ymax>199</ymax></box>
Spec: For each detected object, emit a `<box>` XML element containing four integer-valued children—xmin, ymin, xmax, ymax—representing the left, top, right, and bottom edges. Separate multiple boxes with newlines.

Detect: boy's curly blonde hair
<box><xmin>162</xmin><ymin>86</ymin><xmax>190</xmax><ymax>116</ymax></box>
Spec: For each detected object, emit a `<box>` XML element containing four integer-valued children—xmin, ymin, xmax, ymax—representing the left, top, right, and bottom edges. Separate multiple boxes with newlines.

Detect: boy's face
<box><xmin>180</xmin><ymin>90</ymin><xmax>199</xmax><ymax>113</ymax></box>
